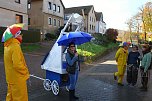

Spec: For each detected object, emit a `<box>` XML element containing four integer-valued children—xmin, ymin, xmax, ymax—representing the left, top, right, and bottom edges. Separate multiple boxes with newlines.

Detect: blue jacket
<box><xmin>127</xmin><ymin>51</ymin><xmax>140</xmax><ymax>66</ymax></box>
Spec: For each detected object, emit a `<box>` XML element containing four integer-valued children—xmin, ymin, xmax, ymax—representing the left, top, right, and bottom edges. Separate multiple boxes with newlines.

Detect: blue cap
<box><xmin>123</xmin><ymin>42</ymin><xmax>128</xmax><ymax>46</ymax></box>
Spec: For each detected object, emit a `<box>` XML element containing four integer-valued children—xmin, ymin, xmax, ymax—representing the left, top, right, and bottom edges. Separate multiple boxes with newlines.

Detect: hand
<box><xmin>144</xmin><ymin>70</ymin><xmax>147</xmax><ymax>73</ymax></box>
<box><xmin>75</xmin><ymin>53</ymin><xmax>78</xmax><ymax>57</ymax></box>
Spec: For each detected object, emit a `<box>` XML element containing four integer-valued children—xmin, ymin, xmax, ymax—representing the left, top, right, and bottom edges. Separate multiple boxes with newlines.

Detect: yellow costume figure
<box><xmin>4</xmin><ymin>38</ymin><xmax>29</xmax><ymax>101</ymax></box>
<box><xmin>114</xmin><ymin>42</ymin><xmax>128</xmax><ymax>86</ymax></box>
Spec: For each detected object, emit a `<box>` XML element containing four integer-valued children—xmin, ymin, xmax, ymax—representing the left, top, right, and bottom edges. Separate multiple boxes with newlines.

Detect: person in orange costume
<box><xmin>4</xmin><ymin>34</ymin><xmax>29</xmax><ymax>101</ymax></box>
<box><xmin>114</xmin><ymin>42</ymin><xmax>129</xmax><ymax>86</ymax></box>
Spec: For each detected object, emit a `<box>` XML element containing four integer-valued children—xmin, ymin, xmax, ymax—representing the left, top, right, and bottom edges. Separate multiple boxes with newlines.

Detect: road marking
<box><xmin>100</xmin><ymin>60</ymin><xmax>117</xmax><ymax>65</ymax></box>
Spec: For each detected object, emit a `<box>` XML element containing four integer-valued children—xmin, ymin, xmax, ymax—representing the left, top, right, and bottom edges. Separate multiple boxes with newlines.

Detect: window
<box><xmin>48</xmin><ymin>2</ymin><xmax>51</xmax><ymax>10</ymax></box>
<box><xmin>54</xmin><ymin>19</ymin><xmax>56</xmax><ymax>26</ymax></box>
<box><xmin>28</xmin><ymin>2</ymin><xmax>31</xmax><ymax>9</ymax></box>
<box><xmin>48</xmin><ymin>17</ymin><xmax>52</xmax><ymax>25</ymax></box>
<box><xmin>92</xmin><ymin>18</ymin><xmax>93</xmax><ymax>22</ymax></box>
<box><xmin>57</xmin><ymin>6</ymin><xmax>60</xmax><ymax>13</ymax></box>
<box><xmin>53</xmin><ymin>4</ymin><xmax>56</xmax><ymax>11</ymax></box>
<box><xmin>92</xmin><ymin>25</ymin><xmax>93</xmax><ymax>31</ymax></box>
<box><xmin>15</xmin><ymin>0</ymin><xmax>20</xmax><ymax>3</ymax></box>
<box><xmin>16</xmin><ymin>14</ymin><xmax>23</xmax><ymax>23</ymax></box>
<box><xmin>28</xmin><ymin>18</ymin><xmax>30</xmax><ymax>25</ymax></box>
<box><xmin>58</xmin><ymin>20</ymin><xmax>60</xmax><ymax>27</ymax></box>
<box><xmin>90</xmin><ymin>24</ymin><xmax>91</xmax><ymax>30</ymax></box>
<box><xmin>90</xmin><ymin>17</ymin><xmax>91</xmax><ymax>21</ymax></box>
<box><xmin>64</xmin><ymin>15</ymin><xmax>69</xmax><ymax>20</ymax></box>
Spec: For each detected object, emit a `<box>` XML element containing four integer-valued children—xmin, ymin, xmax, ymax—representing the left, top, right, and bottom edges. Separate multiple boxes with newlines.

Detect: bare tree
<box><xmin>126</xmin><ymin>18</ymin><xmax>134</xmax><ymax>43</ymax></box>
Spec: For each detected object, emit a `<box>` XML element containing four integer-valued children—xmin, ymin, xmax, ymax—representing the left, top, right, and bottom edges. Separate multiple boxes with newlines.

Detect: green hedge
<box><xmin>0</xmin><ymin>27</ymin><xmax>5</xmax><ymax>55</ymax></box>
<box><xmin>0</xmin><ymin>43</ymin><xmax>3</xmax><ymax>56</ymax></box>
<box><xmin>22</xmin><ymin>30</ymin><xmax>41</xmax><ymax>43</ymax></box>
<box><xmin>0</xmin><ymin>27</ymin><xmax>41</xmax><ymax>43</ymax></box>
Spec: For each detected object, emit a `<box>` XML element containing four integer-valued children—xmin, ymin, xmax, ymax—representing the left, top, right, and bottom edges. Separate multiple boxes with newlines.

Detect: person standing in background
<box><xmin>127</xmin><ymin>45</ymin><xmax>140</xmax><ymax>86</ymax></box>
<box><xmin>114</xmin><ymin>42</ymin><xmax>129</xmax><ymax>86</ymax></box>
<box><xmin>140</xmin><ymin>44</ymin><xmax>151</xmax><ymax>91</ymax></box>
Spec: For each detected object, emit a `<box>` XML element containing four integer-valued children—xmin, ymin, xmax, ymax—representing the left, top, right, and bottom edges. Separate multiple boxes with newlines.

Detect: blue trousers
<box><xmin>68</xmin><ymin>70</ymin><xmax>79</xmax><ymax>90</ymax></box>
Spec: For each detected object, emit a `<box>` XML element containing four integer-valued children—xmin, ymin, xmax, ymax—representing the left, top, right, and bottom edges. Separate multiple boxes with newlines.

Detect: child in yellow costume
<box><xmin>4</xmin><ymin>35</ymin><xmax>29</xmax><ymax>101</ymax></box>
<box><xmin>114</xmin><ymin>42</ymin><xmax>129</xmax><ymax>86</ymax></box>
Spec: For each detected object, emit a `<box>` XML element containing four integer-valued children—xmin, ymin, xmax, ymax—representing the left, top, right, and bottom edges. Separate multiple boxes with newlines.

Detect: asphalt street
<box><xmin>0</xmin><ymin>48</ymin><xmax>152</xmax><ymax>101</ymax></box>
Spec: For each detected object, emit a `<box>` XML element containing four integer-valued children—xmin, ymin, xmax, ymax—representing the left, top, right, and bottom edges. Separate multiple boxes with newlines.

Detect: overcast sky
<box><xmin>62</xmin><ymin>0</ymin><xmax>151</xmax><ymax>30</ymax></box>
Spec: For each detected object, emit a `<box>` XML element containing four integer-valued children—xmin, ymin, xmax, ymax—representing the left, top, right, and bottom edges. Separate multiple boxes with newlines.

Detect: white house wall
<box><xmin>0</xmin><ymin>8</ymin><xmax>28</xmax><ymax>30</ymax></box>
<box><xmin>0</xmin><ymin>0</ymin><xmax>27</xmax><ymax>13</ymax></box>
<box><xmin>88</xmin><ymin>7</ymin><xmax>96</xmax><ymax>34</ymax></box>
<box><xmin>95</xmin><ymin>21</ymin><xmax>99</xmax><ymax>33</ymax></box>
<box><xmin>0</xmin><ymin>0</ymin><xmax>28</xmax><ymax>30</ymax></box>
<box><xmin>95</xmin><ymin>20</ymin><xmax>106</xmax><ymax>34</ymax></box>
<box><xmin>43</xmin><ymin>0</ymin><xmax>64</xmax><ymax>18</ymax></box>
<box><xmin>102</xmin><ymin>22</ymin><xmax>106</xmax><ymax>34</ymax></box>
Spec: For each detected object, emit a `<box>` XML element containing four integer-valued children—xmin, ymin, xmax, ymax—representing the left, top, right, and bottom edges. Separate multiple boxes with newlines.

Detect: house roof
<box><xmin>29</xmin><ymin>0</ymin><xmax>65</xmax><ymax>9</ymax></box>
<box><xmin>60</xmin><ymin>0</ymin><xmax>65</xmax><ymax>9</ymax></box>
<box><xmin>65</xmin><ymin>5</ymin><xmax>93</xmax><ymax>15</ymax></box>
<box><xmin>102</xmin><ymin>21</ymin><xmax>106</xmax><ymax>24</ymax></box>
<box><xmin>95</xmin><ymin>12</ymin><xmax>103</xmax><ymax>21</ymax></box>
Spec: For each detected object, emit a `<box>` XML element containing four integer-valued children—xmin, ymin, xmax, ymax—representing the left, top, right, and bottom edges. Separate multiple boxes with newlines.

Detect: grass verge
<box><xmin>21</xmin><ymin>44</ymin><xmax>41</xmax><ymax>53</ymax></box>
<box><xmin>0</xmin><ymin>44</ymin><xmax>42</xmax><ymax>56</ymax></box>
<box><xmin>77</xmin><ymin>42</ymin><xmax>118</xmax><ymax>63</ymax></box>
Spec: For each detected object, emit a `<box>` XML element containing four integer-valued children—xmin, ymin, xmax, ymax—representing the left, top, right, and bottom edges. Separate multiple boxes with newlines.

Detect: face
<box><xmin>132</xmin><ymin>46</ymin><xmax>137</xmax><ymax>51</ymax></box>
<box><xmin>142</xmin><ymin>47</ymin><xmax>146</xmax><ymax>51</ymax></box>
<box><xmin>69</xmin><ymin>44</ymin><xmax>76</xmax><ymax>52</ymax></box>
<box><xmin>124</xmin><ymin>46</ymin><xmax>128</xmax><ymax>50</ymax></box>
<box><xmin>16</xmin><ymin>35</ymin><xmax>23</xmax><ymax>43</ymax></box>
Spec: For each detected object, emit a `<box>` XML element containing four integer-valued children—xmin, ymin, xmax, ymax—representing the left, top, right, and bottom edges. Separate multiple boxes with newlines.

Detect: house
<box><xmin>0</xmin><ymin>0</ymin><xmax>28</xmax><ymax>30</ymax></box>
<box><xmin>95</xmin><ymin>12</ymin><xmax>106</xmax><ymax>34</ymax></box>
<box><xmin>65</xmin><ymin>5</ymin><xmax>96</xmax><ymax>34</ymax></box>
<box><xmin>64</xmin><ymin>13</ymin><xmax>84</xmax><ymax>32</ymax></box>
<box><xmin>28</xmin><ymin>0</ymin><xmax>65</xmax><ymax>38</ymax></box>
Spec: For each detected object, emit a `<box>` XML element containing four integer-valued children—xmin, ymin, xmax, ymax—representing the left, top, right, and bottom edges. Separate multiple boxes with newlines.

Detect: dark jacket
<box><xmin>127</xmin><ymin>51</ymin><xmax>140</xmax><ymax>66</ymax></box>
<box><xmin>66</xmin><ymin>49</ymin><xmax>79</xmax><ymax>70</ymax></box>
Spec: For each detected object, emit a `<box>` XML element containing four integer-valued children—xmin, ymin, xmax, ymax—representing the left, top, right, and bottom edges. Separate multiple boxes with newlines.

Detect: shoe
<box><xmin>127</xmin><ymin>83</ymin><xmax>131</xmax><ymax>86</ymax></box>
<box><xmin>69</xmin><ymin>90</ymin><xmax>73</xmax><ymax>101</ymax></box>
<box><xmin>129</xmin><ymin>85</ymin><xmax>134</xmax><ymax>88</ymax></box>
<box><xmin>131</xmin><ymin>84</ymin><xmax>136</xmax><ymax>87</ymax></box>
<box><xmin>139</xmin><ymin>86</ymin><xmax>144</xmax><ymax>89</ymax></box>
<box><xmin>73</xmin><ymin>96</ymin><xmax>79</xmax><ymax>99</ymax></box>
<box><xmin>118</xmin><ymin>83</ymin><xmax>124</xmax><ymax>86</ymax></box>
<box><xmin>73</xmin><ymin>89</ymin><xmax>79</xmax><ymax>100</ymax></box>
<box><xmin>140</xmin><ymin>88</ymin><xmax>147</xmax><ymax>91</ymax></box>
<box><xmin>114</xmin><ymin>73</ymin><xmax>117</xmax><ymax>80</ymax></box>
<box><xmin>69</xmin><ymin>90</ymin><xmax>79</xmax><ymax>101</ymax></box>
